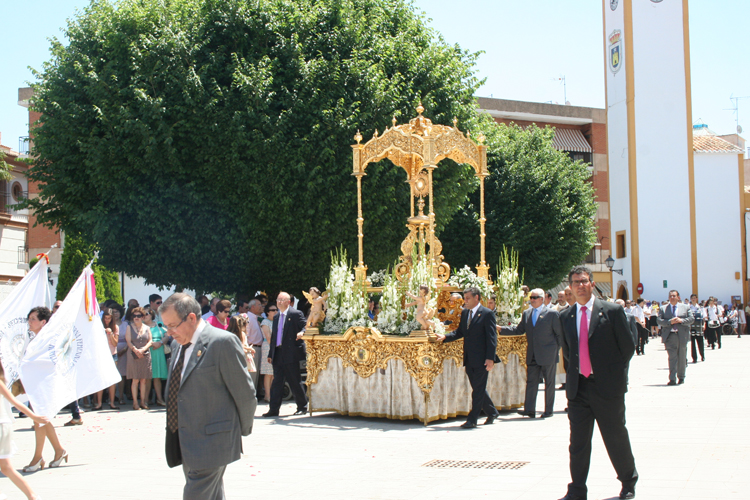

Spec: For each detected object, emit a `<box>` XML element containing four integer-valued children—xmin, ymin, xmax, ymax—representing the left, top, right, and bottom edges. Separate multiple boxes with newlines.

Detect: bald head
<box><xmin>277</xmin><ymin>291</ymin><xmax>291</xmax><ymax>313</ymax></box>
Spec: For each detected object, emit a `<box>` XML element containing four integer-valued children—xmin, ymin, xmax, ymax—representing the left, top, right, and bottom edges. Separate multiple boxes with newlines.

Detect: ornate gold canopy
<box><xmin>351</xmin><ymin>105</ymin><xmax>490</xmax><ymax>284</ymax></box>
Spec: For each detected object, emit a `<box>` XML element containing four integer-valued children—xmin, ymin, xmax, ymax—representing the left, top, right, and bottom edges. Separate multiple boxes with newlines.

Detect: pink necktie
<box><xmin>579</xmin><ymin>306</ymin><xmax>591</xmax><ymax>378</ymax></box>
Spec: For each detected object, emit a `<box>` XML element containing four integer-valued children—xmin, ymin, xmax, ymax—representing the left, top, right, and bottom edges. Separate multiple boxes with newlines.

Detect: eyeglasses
<box><xmin>571</xmin><ymin>280</ymin><xmax>591</xmax><ymax>286</ymax></box>
<box><xmin>154</xmin><ymin>301</ymin><xmax>162</xmax><ymax>305</ymax></box>
<box><xmin>165</xmin><ymin>317</ymin><xmax>186</xmax><ymax>331</ymax></box>
<box><xmin>268</xmin><ymin>308</ymin><xmax>278</xmax><ymax>312</ymax></box>
<box><xmin>529</xmin><ymin>296</ymin><xmax>542</xmax><ymax>300</ymax></box>
<box><xmin>133</xmin><ymin>314</ymin><xmax>144</xmax><ymax>318</ymax></box>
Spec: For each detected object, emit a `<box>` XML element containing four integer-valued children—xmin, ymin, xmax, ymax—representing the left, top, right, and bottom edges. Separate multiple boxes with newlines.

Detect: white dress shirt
<box><xmin>575</xmin><ymin>295</ymin><xmax>596</xmax><ymax>340</ymax></box>
<box><xmin>246</xmin><ymin>312</ymin><xmax>264</xmax><ymax>346</ymax></box>
<box><xmin>177</xmin><ymin>319</ymin><xmax>205</xmax><ymax>378</ymax></box>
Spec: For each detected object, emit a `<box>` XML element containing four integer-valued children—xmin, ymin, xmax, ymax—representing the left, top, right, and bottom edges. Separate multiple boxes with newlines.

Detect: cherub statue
<box><xmin>405</xmin><ymin>285</ymin><xmax>436</xmax><ymax>331</ymax></box>
<box><xmin>303</xmin><ymin>287</ymin><xmax>328</xmax><ymax>328</ymax></box>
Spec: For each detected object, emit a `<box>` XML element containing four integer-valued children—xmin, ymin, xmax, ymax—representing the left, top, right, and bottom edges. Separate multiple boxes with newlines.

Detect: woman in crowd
<box><xmin>227</xmin><ymin>315</ymin><xmax>256</xmax><ymax>370</ymax></box>
<box><xmin>144</xmin><ymin>308</ymin><xmax>167</xmax><ymax>406</ymax></box>
<box><xmin>738</xmin><ymin>303</ymin><xmax>746</xmax><ymax>337</ymax></box>
<box><xmin>650</xmin><ymin>300</ymin><xmax>660</xmax><ymax>338</ymax></box>
<box><xmin>704</xmin><ymin>297</ymin><xmax>720</xmax><ymax>350</ymax></box>
<box><xmin>95</xmin><ymin>308</ymin><xmax>119</xmax><ymax>410</ymax></box>
<box><xmin>207</xmin><ymin>299</ymin><xmax>232</xmax><ymax>330</ymax></box>
<box><xmin>260</xmin><ymin>303</ymin><xmax>278</xmax><ymax>403</ymax></box>
<box><xmin>23</xmin><ymin>307</ymin><xmax>68</xmax><ymax>472</ymax></box>
<box><xmin>0</xmin><ymin>359</ymin><xmax>48</xmax><ymax>499</ymax></box>
<box><xmin>125</xmin><ymin>307</ymin><xmax>153</xmax><ymax>410</ymax></box>
<box><xmin>727</xmin><ymin>304</ymin><xmax>738</xmax><ymax>336</ymax></box>
<box><xmin>114</xmin><ymin>304</ymin><xmax>130</xmax><ymax>405</ymax></box>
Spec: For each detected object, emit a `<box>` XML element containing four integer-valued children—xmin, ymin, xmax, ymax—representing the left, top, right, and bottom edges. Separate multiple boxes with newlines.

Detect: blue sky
<box><xmin>2</xmin><ymin>0</ymin><xmax>748</xmax><ymax>151</ymax></box>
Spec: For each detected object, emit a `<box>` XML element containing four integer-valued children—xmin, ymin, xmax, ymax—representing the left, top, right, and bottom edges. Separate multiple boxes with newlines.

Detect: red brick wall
<box><xmin>26</xmin><ymin>109</ymin><xmax>61</xmax><ymax>249</ymax></box>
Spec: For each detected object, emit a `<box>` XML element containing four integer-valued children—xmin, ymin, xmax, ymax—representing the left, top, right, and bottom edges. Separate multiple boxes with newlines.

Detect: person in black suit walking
<box><xmin>500</xmin><ymin>288</ymin><xmax>563</xmax><ymax>418</ymax></box>
<box><xmin>263</xmin><ymin>291</ymin><xmax>308</xmax><ymax>417</ymax></box>
<box><xmin>559</xmin><ymin>266</ymin><xmax>637</xmax><ymax>500</ymax></box>
<box><xmin>436</xmin><ymin>286</ymin><xmax>499</xmax><ymax>429</ymax></box>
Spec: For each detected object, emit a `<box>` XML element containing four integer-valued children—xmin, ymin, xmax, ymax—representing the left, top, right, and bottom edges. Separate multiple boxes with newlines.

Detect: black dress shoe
<box><xmin>667</xmin><ymin>381</ymin><xmax>677</xmax><ymax>386</ymax></box>
<box><xmin>293</xmin><ymin>409</ymin><xmax>307</xmax><ymax>415</ymax></box>
<box><xmin>678</xmin><ymin>379</ymin><xmax>684</xmax><ymax>385</ymax></box>
<box><xmin>262</xmin><ymin>411</ymin><xmax>279</xmax><ymax>417</ymax></box>
<box><xmin>540</xmin><ymin>412</ymin><xmax>553</xmax><ymax>418</ymax></box>
<box><xmin>460</xmin><ymin>421</ymin><xmax>477</xmax><ymax>429</ymax></box>
<box><xmin>619</xmin><ymin>486</ymin><xmax>636</xmax><ymax>499</ymax></box>
<box><xmin>483</xmin><ymin>415</ymin><xmax>497</xmax><ymax>425</ymax></box>
<box><xmin>518</xmin><ymin>411</ymin><xmax>536</xmax><ymax>418</ymax></box>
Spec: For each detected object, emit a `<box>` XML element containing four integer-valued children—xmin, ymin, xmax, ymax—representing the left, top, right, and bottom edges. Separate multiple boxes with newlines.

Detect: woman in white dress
<box><xmin>260</xmin><ymin>304</ymin><xmax>278</xmax><ymax>403</ymax></box>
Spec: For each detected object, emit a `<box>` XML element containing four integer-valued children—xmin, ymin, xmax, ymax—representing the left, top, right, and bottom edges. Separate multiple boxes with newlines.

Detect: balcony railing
<box><xmin>18</xmin><ymin>246</ymin><xmax>28</xmax><ymax>265</ymax></box>
<box><xmin>0</xmin><ymin>191</ymin><xmax>29</xmax><ymax>222</ymax></box>
<box><xmin>18</xmin><ymin>137</ymin><xmax>30</xmax><ymax>156</ymax></box>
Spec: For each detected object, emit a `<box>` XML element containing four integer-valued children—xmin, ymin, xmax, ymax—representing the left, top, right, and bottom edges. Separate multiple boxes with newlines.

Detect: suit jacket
<box><xmin>500</xmin><ymin>305</ymin><xmax>562</xmax><ymax>366</ymax></box>
<box><xmin>657</xmin><ymin>302</ymin><xmax>694</xmax><ymax>341</ymax></box>
<box><xmin>625</xmin><ymin>312</ymin><xmax>639</xmax><ymax>345</ymax></box>
<box><xmin>443</xmin><ymin>305</ymin><xmax>499</xmax><ymax>368</ymax></box>
<box><xmin>561</xmin><ymin>299</ymin><xmax>635</xmax><ymax>400</ymax></box>
<box><xmin>164</xmin><ymin>322</ymin><xmax>257</xmax><ymax>470</ymax></box>
<box><xmin>268</xmin><ymin>307</ymin><xmax>307</xmax><ymax>364</ymax></box>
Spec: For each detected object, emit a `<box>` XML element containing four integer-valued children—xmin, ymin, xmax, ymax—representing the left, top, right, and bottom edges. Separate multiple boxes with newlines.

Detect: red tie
<box><xmin>579</xmin><ymin>306</ymin><xmax>591</xmax><ymax>378</ymax></box>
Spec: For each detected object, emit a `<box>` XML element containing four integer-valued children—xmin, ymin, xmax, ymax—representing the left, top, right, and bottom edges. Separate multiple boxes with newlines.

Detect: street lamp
<box><xmin>604</xmin><ymin>255</ymin><xmax>623</xmax><ymax>275</ymax></box>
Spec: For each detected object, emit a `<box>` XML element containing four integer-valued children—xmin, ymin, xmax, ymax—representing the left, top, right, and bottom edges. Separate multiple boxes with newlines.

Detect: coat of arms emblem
<box><xmin>609</xmin><ymin>30</ymin><xmax>623</xmax><ymax>74</ymax></box>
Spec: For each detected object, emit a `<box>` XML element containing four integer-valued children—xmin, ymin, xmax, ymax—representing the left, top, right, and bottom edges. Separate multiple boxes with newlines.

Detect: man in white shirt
<box><xmin>633</xmin><ymin>298</ymin><xmax>648</xmax><ymax>355</ymax></box>
<box><xmin>245</xmin><ymin>299</ymin><xmax>265</xmax><ymax>391</ymax></box>
<box><xmin>201</xmin><ymin>297</ymin><xmax>219</xmax><ymax>320</ymax></box>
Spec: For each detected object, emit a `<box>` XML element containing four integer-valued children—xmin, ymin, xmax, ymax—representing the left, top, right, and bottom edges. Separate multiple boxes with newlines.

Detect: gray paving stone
<box><xmin>1</xmin><ymin>336</ymin><xmax>748</xmax><ymax>499</ymax></box>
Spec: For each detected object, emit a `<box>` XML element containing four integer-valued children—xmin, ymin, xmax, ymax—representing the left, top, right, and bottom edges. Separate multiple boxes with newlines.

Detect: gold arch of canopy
<box><xmin>351</xmin><ymin>104</ymin><xmax>490</xmax><ymax>285</ymax></box>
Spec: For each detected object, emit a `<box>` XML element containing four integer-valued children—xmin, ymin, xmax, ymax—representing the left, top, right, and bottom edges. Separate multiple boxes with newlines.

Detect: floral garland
<box><xmin>323</xmin><ymin>249</ymin><xmax>371</xmax><ymax>334</ymax></box>
<box><xmin>446</xmin><ymin>265</ymin><xmax>493</xmax><ymax>298</ymax></box>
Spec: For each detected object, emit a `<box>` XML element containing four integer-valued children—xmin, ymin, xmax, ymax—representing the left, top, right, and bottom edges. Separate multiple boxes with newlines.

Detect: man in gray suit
<box><xmin>161</xmin><ymin>293</ymin><xmax>257</xmax><ymax>500</ymax></box>
<box><xmin>501</xmin><ymin>288</ymin><xmax>563</xmax><ymax>418</ymax></box>
<box><xmin>657</xmin><ymin>290</ymin><xmax>694</xmax><ymax>385</ymax></box>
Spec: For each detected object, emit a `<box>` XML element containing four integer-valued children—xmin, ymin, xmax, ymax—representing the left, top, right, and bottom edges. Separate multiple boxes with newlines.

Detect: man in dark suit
<box><xmin>161</xmin><ymin>293</ymin><xmax>257</xmax><ymax>500</ymax></box>
<box><xmin>436</xmin><ymin>286</ymin><xmax>499</xmax><ymax>429</ymax></box>
<box><xmin>263</xmin><ymin>291</ymin><xmax>308</xmax><ymax>417</ymax></box>
<box><xmin>500</xmin><ymin>288</ymin><xmax>563</xmax><ymax>418</ymax></box>
<box><xmin>559</xmin><ymin>266</ymin><xmax>637</xmax><ymax>500</ymax></box>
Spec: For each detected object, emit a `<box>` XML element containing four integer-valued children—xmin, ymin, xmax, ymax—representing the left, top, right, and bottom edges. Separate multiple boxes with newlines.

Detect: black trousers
<box><xmin>636</xmin><ymin>325</ymin><xmax>648</xmax><ymax>355</ymax></box>
<box><xmin>525</xmin><ymin>361</ymin><xmax>556</xmax><ymax>414</ymax></box>
<box><xmin>269</xmin><ymin>356</ymin><xmax>307</xmax><ymax>413</ymax></box>
<box><xmin>690</xmin><ymin>335</ymin><xmax>705</xmax><ymax>362</ymax></box>
<box><xmin>567</xmin><ymin>375</ymin><xmax>638</xmax><ymax>499</ymax></box>
<box><xmin>465</xmin><ymin>366</ymin><xmax>498</xmax><ymax>423</ymax></box>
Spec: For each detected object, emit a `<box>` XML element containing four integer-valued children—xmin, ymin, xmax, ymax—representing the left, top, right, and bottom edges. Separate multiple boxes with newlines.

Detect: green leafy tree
<box><xmin>25</xmin><ymin>0</ymin><xmax>482</xmax><ymax>296</ymax></box>
<box><xmin>57</xmin><ymin>233</ymin><xmax>123</xmax><ymax>303</ymax></box>
<box><xmin>441</xmin><ymin>119</ymin><xmax>598</xmax><ymax>290</ymax></box>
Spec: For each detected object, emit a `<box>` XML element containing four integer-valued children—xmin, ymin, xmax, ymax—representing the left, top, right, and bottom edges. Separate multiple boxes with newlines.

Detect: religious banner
<box><xmin>19</xmin><ymin>265</ymin><xmax>120</xmax><ymax>418</ymax></box>
<box><xmin>0</xmin><ymin>255</ymin><xmax>51</xmax><ymax>387</ymax></box>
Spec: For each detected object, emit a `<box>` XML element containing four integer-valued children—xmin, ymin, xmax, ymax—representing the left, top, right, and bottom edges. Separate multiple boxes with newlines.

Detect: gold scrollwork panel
<box><xmin>305</xmin><ymin>328</ymin><xmax>527</xmax><ymax>398</ymax></box>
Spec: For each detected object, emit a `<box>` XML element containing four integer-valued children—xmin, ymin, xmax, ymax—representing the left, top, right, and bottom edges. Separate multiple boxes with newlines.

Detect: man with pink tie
<box><xmin>558</xmin><ymin>266</ymin><xmax>638</xmax><ymax>500</ymax></box>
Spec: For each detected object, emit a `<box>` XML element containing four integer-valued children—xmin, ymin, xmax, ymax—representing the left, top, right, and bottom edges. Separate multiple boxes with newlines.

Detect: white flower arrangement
<box><xmin>323</xmin><ymin>249</ymin><xmax>371</xmax><ymax>334</ymax></box>
<box><xmin>494</xmin><ymin>246</ymin><xmax>525</xmax><ymax>326</ymax></box>
<box><xmin>447</xmin><ymin>265</ymin><xmax>493</xmax><ymax>298</ymax></box>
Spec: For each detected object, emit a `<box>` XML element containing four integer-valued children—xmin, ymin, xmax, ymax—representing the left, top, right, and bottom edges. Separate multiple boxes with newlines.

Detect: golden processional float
<box><xmin>303</xmin><ymin>106</ymin><xmax>527</xmax><ymax>424</ymax></box>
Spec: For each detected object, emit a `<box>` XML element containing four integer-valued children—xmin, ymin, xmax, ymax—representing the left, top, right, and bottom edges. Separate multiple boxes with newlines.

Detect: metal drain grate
<box><xmin>422</xmin><ymin>460</ymin><xmax>529</xmax><ymax>470</ymax></box>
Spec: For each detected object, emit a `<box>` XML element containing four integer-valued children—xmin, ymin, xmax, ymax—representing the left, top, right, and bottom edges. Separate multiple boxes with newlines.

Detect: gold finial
<box><xmin>416</xmin><ymin>102</ymin><xmax>424</xmax><ymax>115</ymax></box>
<box><xmin>453</xmin><ymin>117</ymin><xmax>458</xmax><ymax>128</ymax></box>
<box><xmin>392</xmin><ymin>116</ymin><xmax>397</xmax><ymax>127</ymax></box>
<box><xmin>373</xmin><ymin>128</ymin><xmax>379</xmax><ymax>138</ymax></box>
<box><xmin>477</xmin><ymin>132</ymin><xmax>486</xmax><ymax>144</ymax></box>
<box><xmin>354</xmin><ymin>130</ymin><xmax>362</xmax><ymax>144</ymax></box>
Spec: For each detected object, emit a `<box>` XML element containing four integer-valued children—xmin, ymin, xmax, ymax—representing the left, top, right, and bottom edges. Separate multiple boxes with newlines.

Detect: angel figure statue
<box><xmin>405</xmin><ymin>285</ymin><xmax>436</xmax><ymax>332</ymax></box>
<box><xmin>303</xmin><ymin>287</ymin><xmax>328</xmax><ymax>328</ymax></box>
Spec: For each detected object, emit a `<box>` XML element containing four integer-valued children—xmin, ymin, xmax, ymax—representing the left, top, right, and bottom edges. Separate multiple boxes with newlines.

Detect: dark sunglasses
<box><xmin>154</xmin><ymin>301</ymin><xmax>162</xmax><ymax>305</ymax></box>
<box><xmin>133</xmin><ymin>314</ymin><xmax>144</xmax><ymax>318</ymax></box>
<box><xmin>529</xmin><ymin>296</ymin><xmax>542</xmax><ymax>300</ymax></box>
<box><xmin>268</xmin><ymin>308</ymin><xmax>278</xmax><ymax>312</ymax></box>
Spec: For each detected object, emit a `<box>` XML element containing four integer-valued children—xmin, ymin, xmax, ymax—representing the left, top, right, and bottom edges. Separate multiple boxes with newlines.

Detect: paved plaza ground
<box><xmin>2</xmin><ymin>335</ymin><xmax>749</xmax><ymax>500</ymax></box>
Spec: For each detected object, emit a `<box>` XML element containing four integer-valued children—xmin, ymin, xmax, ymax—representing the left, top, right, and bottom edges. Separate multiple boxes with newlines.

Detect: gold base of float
<box><xmin>303</xmin><ymin>327</ymin><xmax>527</xmax><ymax>425</ymax></box>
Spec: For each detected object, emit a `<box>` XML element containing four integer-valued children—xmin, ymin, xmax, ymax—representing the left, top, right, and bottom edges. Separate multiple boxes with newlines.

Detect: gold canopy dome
<box><xmin>350</xmin><ymin>105</ymin><xmax>490</xmax><ymax>284</ymax></box>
